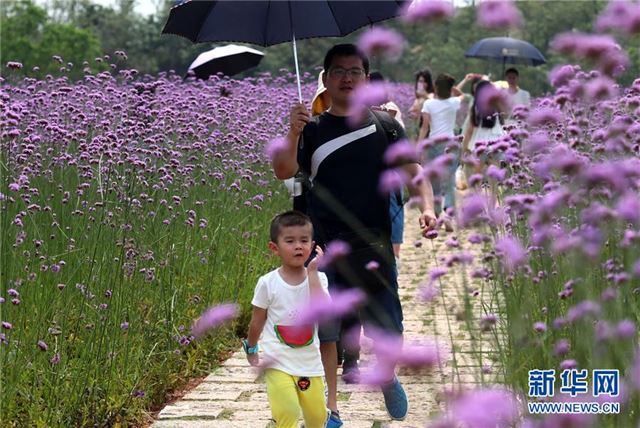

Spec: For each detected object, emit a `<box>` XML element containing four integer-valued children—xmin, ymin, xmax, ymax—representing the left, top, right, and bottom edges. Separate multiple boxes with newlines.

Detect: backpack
<box><xmin>292</xmin><ymin>109</ymin><xmax>403</xmax><ymax>214</ymax></box>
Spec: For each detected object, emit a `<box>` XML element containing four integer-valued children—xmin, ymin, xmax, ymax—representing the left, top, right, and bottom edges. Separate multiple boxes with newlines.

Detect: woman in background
<box><xmin>461</xmin><ymin>80</ymin><xmax>505</xmax><ymax>181</ymax></box>
<box><xmin>409</xmin><ymin>69</ymin><xmax>434</xmax><ymax>137</ymax></box>
<box><xmin>418</xmin><ymin>73</ymin><xmax>465</xmax><ymax>232</ymax></box>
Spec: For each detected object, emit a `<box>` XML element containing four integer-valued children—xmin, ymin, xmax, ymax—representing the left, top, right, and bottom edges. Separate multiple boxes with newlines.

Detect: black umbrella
<box><xmin>465</xmin><ymin>37</ymin><xmax>546</xmax><ymax>73</ymax></box>
<box><xmin>162</xmin><ymin>0</ymin><xmax>405</xmax><ymax>100</ymax></box>
<box><xmin>188</xmin><ymin>44</ymin><xmax>264</xmax><ymax>79</ymax></box>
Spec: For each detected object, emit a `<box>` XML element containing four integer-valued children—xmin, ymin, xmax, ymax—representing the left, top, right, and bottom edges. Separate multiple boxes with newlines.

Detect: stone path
<box><xmin>152</xmin><ymin>208</ymin><xmax>505</xmax><ymax>427</ymax></box>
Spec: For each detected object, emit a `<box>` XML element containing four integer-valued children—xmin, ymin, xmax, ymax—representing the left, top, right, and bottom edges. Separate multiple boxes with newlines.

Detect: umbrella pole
<box><xmin>292</xmin><ymin>33</ymin><xmax>303</xmax><ymax>103</ymax></box>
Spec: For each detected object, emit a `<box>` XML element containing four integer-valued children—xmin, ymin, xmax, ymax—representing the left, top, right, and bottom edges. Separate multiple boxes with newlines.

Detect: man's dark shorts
<box><xmin>318</xmin><ymin>242</ymin><xmax>404</xmax><ymax>343</ymax></box>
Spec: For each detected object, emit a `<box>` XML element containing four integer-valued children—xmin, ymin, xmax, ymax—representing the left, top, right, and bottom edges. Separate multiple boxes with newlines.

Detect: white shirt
<box><xmin>508</xmin><ymin>88</ymin><xmax>531</xmax><ymax>107</ymax></box>
<box><xmin>251</xmin><ymin>268</ymin><xmax>329</xmax><ymax>377</ymax></box>
<box><xmin>422</xmin><ymin>97</ymin><xmax>461</xmax><ymax>137</ymax></box>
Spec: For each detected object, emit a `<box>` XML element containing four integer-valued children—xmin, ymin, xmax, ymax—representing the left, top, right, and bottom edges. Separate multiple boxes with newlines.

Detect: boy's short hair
<box><xmin>323</xmin><ymin>44</ymin><xmax>370</xmax><ymax>75</ymax></box>
<box><xmin>434</xmin><ymin>73</ymin><xmax>455</xmax><ymax>99</ymax></box>
<box><xmin>270</xmin><ymin>210</ymin><xmax>313</xmax><ymax>242</ymax></box>
<box><xmin>505</xmin><ymin>67</ymin><xmax>519</xmax><ymax>76</ymax></box>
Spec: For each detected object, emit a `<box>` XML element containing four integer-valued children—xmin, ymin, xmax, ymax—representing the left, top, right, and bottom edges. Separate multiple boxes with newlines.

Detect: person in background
<box><xmin>244</xmin><ymin>211</ymin><xmax>330</xmax><ymax>428</ymax></box>
<box><xmin>504</xmin><ymin>67</ymin><xmax>530</xmax><ymax>124</ymax></box>
<box><xmin>311</xmin><ymin>70</ymin><xmax>331</xmax><ymax>117</ymax></box>
<box><xmin>408</xmin><ymin>68</ymin><xmax>434</xmax><ymax>136</ymax></box>
<box><xmin>454</xmin><ymin>73</ymin><xmax>485</xmax><ymax>135</ymax></box>
<box><xmin>417</xmin><ymin>73</ymin><xmax>465</xmax><ymax>232</ymax></box>
<box><xmin>461</xmin><ymin>80</ymin><xmax>506</xmax><ymax>179</ymax></box>
<box><xmin>455</xmin><ymin>73</ymin><xmax>486</xmax><ymax>189</ymax></box>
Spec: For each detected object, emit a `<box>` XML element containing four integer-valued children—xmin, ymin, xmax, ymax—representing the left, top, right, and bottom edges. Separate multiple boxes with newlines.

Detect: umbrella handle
<box><xmin>292</xmin><ymin>33</ymin><xmax>302</xmax><ymax>103</ymax></box>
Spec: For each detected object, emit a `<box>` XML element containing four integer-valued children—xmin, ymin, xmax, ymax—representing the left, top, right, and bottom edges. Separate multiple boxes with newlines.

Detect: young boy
<box><xmin>244</xmin><ymin>210</ymin><xmax>330</xmax><ymax>428</ymax></box>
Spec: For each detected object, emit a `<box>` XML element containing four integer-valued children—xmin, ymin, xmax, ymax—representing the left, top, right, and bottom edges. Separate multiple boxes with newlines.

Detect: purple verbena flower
<box><xmin>595</xmin><ymin>0</ymin><xmax>640</xmax><ymax>36</ymax></box>
<box><xmin>480</xmin><ymin>313</ymin><xmax>499</xmax><ymax>331</ymax></box>
<box><xmin>432</xmin><ymin>387</ymin><xmax>521</xmax><ymax>427</ymax></box>
<box><xmin>554</xmin><ymin>339</ymin><xmax>570</xmax><ymax>356</ymax></box>
<box><xmin>384</xmin><ymin>140</ymin><xmax>419</xmax><ymax>165</ymax></box>
<box><xmin>533</xmin><ymin>322</ymin><xmax>547</xmax><ymax>333</ymax></box>
<box><xmin>616</xmin><ymin>319</ymin><xmax>636</xmax><ymax>339</ymax></box>
<box><xmin>192</xmin><ymin>303</ymin><xmax>239</xmax><ymax>338</ymax></box>
<box><xmin>560</xmin><ymin>359</ymin><xmax>578</xmax><ymax>370</ymax></box>
<box><xmin>494</xmin><ymin>235</ymin><xmax>527</xmax><ymax>272</ymax></box>
<box><xmin>319</xmin><ymin>240</ymin><xmax>351</xmax><ymax>269</ymax></box>
<box><xmin>357</xmin><ymin>27</ymin><xmax>404</xmax><ymax>62</ymax></box>
<box><xmin>378</xmin><ymin>168</ymin><xmax>409</xmax><ymax>196</ymax></box>
<box><xmin>549</xmin><ymin>64</ymin><xmax>577</xmax><ymax>88</ymax></box>
<box><xmin>365</xmin><ymin>260</ymin><xmax>380</xmax><ymax>271</ymax></box>
<box><xmin>566</xmin><ymin>300</ymin><xmax>601</xmax><ymax>322</ymax></box>
<box><xmin>264</xmin><ymin>137</ymin><xmax>289</xmax><ymax>162</ymax></box>
<box><xmin>296</xmin><ymin>288</ymin><xmax>366</xmax><ymax>325</ymax></box>
<box><xmin>401</xmin><ymin>0</ymin><xmax>455</xmax><ymax>23</ymax></box>
<box><xmin>477</xmin><ymin>0</ymin><xmax>523</xmax><ymax>29</ymax></box>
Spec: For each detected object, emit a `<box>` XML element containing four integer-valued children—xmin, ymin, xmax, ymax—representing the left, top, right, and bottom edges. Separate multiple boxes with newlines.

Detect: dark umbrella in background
<box><xmin>162</xmin><ymin>0</ymin><xmax>406</xmax><ymax>101</ymax></box>
<box><xmin>188</xmin><ymin>44</ymin><xmax>264</xmax><ymax>79</ymax></box>
<box><xmin>465</xmin><ymin>36</ymin><xmax>547</xmax><ymax>74</ymax></box>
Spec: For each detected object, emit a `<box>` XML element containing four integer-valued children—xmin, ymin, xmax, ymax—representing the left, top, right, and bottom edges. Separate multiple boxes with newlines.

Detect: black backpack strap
<box><xmin>370</xmin><ymin>110</ymin><xmax>405</xmax><ymax>208</ymax></box>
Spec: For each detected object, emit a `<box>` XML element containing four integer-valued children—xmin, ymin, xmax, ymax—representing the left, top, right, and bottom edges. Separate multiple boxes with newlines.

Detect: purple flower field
<box><xmin>0</xmin><ymin>65</ymin><xmax>334</xmax><ymax>425</ymax></box>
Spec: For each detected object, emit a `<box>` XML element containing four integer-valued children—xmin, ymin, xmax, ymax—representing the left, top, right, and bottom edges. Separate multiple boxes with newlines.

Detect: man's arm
<box><xmin>401</xmin><ymin>162</ymin><xmax>437</xmax><ymax>234</ymax></box>
<box><xmin>272</xmin><ymin>103</ymin><xmax>311</xmax><ymax>179</ymax></box>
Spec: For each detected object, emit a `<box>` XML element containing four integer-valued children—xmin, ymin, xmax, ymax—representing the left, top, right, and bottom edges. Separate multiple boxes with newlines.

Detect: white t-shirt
<box><xmin>422</xmin><ymin>97</ymin><xmax>461</xmax><ymax>137</ymax></box>
<box><xmin>251</xmin><ymin>268</ymin><xmax>329</xmax><ymax>377</ymax></box>
<box><xmin>508</xmin><ymin>88</ymin><xmax>531</xmax><ymax>107</ymax></box>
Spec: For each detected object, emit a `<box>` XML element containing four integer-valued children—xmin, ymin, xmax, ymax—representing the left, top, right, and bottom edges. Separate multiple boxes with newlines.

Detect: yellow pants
<box><xmin>264</xmin><ymin>368</ymin><xmax>327</xmax><ymax>428</ymax></box>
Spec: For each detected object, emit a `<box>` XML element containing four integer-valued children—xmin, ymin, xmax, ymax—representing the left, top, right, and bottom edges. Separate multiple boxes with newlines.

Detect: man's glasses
<box><xmin>328</xmin><ymin>67</ymin><xmax>366</xmax><ymax>79</ymax></box>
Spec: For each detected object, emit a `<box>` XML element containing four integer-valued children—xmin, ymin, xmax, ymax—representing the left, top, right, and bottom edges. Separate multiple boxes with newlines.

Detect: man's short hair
<box><xmin>434</xmin><ymin>73</ymin><xmax>455</xmax><ymax>99</ymax></box>
<box><xmin>270</xmin><ymin>210</ymin><xmax>313</xmax><ymax>242</ymax></box>
<box><xmin>323</xmin><ymin>44</ymin><xmax>370</xmax><ymax>75</ymax></box>
<box><xmin>505</xmin><ymin>67</ymin><xmax>519</xmax><ymax>77</ymax></box>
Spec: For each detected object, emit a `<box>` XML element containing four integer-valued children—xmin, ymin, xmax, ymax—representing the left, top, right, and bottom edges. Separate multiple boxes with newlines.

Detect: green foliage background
<box><xmin>2</xmin><ymin>0</ymin><xmax>639</xmax><ymax>93</ymax></box>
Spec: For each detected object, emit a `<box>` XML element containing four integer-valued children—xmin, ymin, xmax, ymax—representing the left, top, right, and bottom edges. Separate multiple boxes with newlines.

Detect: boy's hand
<box><xmin>307</xmin><ymin>245</ymin><xmax>324</xmax><ymax>272</ymax></box>
<box><xmin>289</xmin><ymin>103</ymin><xmax>311</xmax><ymax>135</ymax></box>
<box><xmin>247</xmin><ymin>353</ymin><xmax>259</xmax><ymax>367</ymax></box>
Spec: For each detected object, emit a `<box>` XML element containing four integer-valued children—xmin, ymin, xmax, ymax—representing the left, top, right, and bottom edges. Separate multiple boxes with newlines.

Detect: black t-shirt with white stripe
<box><xmin>297</xmin><ymin>110</ymin><xmax>406</xmax><ymax>249</ymax></box>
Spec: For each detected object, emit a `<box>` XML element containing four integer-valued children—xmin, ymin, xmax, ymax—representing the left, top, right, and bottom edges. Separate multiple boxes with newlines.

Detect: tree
<box><xmin>1</xmin><ymin>0</ymin><xmax>103</xmax><ymax>80</ymax></box>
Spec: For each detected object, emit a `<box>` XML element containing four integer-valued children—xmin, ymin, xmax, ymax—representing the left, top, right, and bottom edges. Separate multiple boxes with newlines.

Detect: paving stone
<box><xmin>157</xmin><ymin>401</ymin><xmax>225</xmax><ymax>420</ymax></box>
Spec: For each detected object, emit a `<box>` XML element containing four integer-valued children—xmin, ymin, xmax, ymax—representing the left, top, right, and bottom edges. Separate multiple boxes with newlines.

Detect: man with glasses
<box><xmin>272</xmin><ymin>44</ymin><xmax>437</xmax><ymax>425</ymax></box>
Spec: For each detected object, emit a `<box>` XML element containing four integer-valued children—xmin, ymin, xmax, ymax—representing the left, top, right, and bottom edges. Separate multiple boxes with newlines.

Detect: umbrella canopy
<box><xmin>188</xmin><ymin>44</ymin><xmax>264</xmax><ymax>78</ymax></box>
<box><xmin>162</xmin><ymin>0</ymin><xmax>405</xmax><ymax>100</ymax></box>
<box><xmin>464</xmin><ymin>37</ymin><xmax>547</xmax><ymax>67</ymax></box>
<box><xmin>163</xmin><ymin>0</ymin><xmax>405</xmax><ymax>46</ymax></box>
